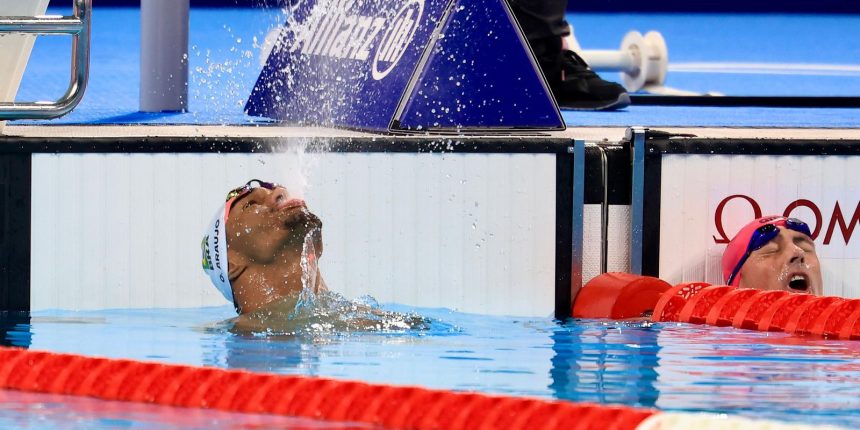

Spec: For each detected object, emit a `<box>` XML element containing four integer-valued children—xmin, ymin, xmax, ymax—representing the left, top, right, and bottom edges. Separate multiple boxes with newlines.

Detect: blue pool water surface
<box><xmin>4</xmin><ymin>305</ymin><xmax>860</xmax><ymax>428</ymax></box>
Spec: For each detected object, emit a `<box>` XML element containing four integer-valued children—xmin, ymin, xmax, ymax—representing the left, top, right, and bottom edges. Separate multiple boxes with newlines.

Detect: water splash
<box><xmin>231</xmin><ymin>228</ymin><xmax>432</xmax><ymax>338</ymax></box>
<box><xmin>291</xmin><ymin>228</ymin><xmax>322</xmax><ymax>317</ymax></box>
<box><xmin>286</xmin><ymin>226</ymin><xmax>431</xmax><ymax>335</ymax></box>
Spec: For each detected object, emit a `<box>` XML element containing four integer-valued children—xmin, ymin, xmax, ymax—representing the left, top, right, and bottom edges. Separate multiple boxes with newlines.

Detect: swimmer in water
<box><xmin>722</xmin><ymin>216</ymin><xmax>822</xmax><ymax>296</ymax></box>
<box><xmin>202</xmin><ymin>179</ymin><xmax>424</xmax><ymax>333</ymax></box>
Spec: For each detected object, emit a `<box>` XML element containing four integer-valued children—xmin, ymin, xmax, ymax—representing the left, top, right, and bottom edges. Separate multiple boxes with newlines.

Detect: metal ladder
<box><xmin>0</xmin><ymin>0</ymin><xmax>90</xmax><ymax>120</ymax></box>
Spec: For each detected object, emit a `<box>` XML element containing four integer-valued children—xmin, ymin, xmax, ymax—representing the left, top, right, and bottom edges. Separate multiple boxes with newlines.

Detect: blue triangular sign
<box><xmin>245</xmin><ymin>0</ymin><xmax>564</xmax><ymax>133</ymax></box>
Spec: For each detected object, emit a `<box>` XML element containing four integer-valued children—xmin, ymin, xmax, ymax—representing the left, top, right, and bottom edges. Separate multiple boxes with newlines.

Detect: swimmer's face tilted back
<box><xmin>737</xmin><ymin>227</ymin><xmax>822</xmax><ymax>296</ymax></box>
<box><xmin>723</xmin><ymin>216</ymin><xmax>823</xmax><ymax>296</ymax></box>
<box><xmin>227</xmin><ymin>185</ymin><xmax>321</xmax><ymax>263</ymax></box>
<box><xmin>204</xmin><ymin>180</ymin><xmax>428</xmax><ymax>333</ymax></box>
<box><xmin>225</xmin><ymin>184</ymin><xmax>325</xmax><ymax>314</ymax></box>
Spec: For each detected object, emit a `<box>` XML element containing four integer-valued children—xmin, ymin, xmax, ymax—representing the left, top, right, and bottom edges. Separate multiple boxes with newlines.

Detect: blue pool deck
<box><xmin>8</xmin><ymin>7</ymin><xmax>860</xmax><ymax>129</ymax></box>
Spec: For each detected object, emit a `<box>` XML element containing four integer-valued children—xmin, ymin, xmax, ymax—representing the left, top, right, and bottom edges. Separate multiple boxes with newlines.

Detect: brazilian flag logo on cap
<box><xmin>201</xmin><ymin>236</ymin><xmax>213</xmax><ymax>270</ymax></box>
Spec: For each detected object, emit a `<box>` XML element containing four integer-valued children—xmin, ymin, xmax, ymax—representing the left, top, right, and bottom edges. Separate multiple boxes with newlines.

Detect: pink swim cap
<box><xmin>721</xmin><ymin>216</ymin><xmax>794</xmax><ymax>287</ymax></box>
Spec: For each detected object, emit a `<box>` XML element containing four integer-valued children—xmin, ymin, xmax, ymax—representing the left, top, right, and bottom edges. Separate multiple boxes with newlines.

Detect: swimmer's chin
<box><xmin>280</xmin><ymin>207</ymin><xmax>321</xmax><ymax>229</ymax></box>
<box><xmin>283</xmin><ymin>223</ymin><xmax>323</xmax><ymax>257</ymax></box>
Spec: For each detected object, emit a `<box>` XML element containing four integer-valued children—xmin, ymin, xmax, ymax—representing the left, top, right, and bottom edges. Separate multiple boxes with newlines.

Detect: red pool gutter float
<box><xmin>575</xmin><ymin>272</ymin><xmax>860</xmax><ymax>340</ymax></box>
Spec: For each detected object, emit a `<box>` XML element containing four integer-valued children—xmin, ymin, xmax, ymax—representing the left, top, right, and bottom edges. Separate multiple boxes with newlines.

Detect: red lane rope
<box><xmin>678</xmin><ymin>285</ymin><xmax>733</xmax><ymax>325</ymax></box>
<box><xmin>652</xmin><ymin>285</ymin><xmax>860</xmax><ymax>340</ymax></box>
<box><xmin>651</xmin><ymin>283</ymin><xmax>860</xmax><ymax>340</ymax></box>
<box><xmin>0</xmin><ymin>346</ymin><xmax>654</xmax><ymax>430</ymax></box>
<box><xmin>578</xmin><ymin>273</ymin><xmax>860</xmax><ymax>340</ymax></box>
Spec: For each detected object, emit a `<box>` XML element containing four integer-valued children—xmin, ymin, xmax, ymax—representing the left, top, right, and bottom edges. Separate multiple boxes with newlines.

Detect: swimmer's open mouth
<box><xmin>788</xmin><ymin>274</ymin><xmax>809</xmax><ymax>291</ymax></box>
<box><xmin>277</xmin><ymin>197</ymin><xmax>306</xmax><ymax>211</ymax></box>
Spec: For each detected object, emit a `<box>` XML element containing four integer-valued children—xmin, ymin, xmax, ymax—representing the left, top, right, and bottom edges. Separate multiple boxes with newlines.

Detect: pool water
<box><xmin>0</xmin><ymin>390</ymin><xmax>376</xmax><ymax>429</ymax></box>
<box><xmin>3</xmin><ymin>305</ymin><xmax>860</xmax><ymax>428</ymax></box>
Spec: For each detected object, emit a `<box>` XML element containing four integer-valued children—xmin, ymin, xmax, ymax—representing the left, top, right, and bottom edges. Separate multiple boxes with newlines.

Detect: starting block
<box><xmin>246</xmin><ymin>0</ymin><xmax>564</xmax><ymax>132</ymax></box>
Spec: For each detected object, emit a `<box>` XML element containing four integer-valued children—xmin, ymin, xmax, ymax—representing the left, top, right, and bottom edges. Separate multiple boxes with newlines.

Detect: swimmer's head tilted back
<box><xmin>202</xmin><ymin>179</ymin><xmax>324</xmax><ymax>314</ymax></box>
<box><xmin>722</xmin><ymin>216</ymin><xmax>822</xmax><ymax>295</ymax></box>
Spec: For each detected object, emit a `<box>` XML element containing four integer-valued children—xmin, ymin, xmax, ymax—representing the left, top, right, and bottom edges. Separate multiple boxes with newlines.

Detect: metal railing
<box><xmin>0</xmin><ymin>0</ymin><xmax>90</xmax><ymax>120</ymax></box>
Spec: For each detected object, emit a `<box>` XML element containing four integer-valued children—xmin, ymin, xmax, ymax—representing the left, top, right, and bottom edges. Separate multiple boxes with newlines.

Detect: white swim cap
<box><xmin>202</xmin><ymin>180</ymin><xmax>283</xmax><ymax>305</ymax></box>
<box><xmin>201</xmin><ymin>202</ymin><xmax>233</xmax><ymax>304</ymax></box>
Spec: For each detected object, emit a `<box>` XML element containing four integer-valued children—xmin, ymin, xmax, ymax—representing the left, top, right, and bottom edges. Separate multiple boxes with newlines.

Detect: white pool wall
<box><xmin>30</xmin><ymin>150</ymin><xmax>559</xmax><ymax>317</ymax></box>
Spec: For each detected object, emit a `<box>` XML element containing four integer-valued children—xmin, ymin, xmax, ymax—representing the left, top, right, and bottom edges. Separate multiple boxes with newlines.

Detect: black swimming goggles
<box><xmin>225</xmin><ymin>179</ymin><xmax>281</xmax><ymax>203</ymax></box>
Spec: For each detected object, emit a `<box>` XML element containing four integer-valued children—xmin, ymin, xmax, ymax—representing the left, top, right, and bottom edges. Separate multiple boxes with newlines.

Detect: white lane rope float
<box><xmin>565</xmin><ymin>28</ymin><xmax>700</xmax><ymax>95</ymax></box>
<box><xmin>576</xmin><ymin>30</ymin><xmax>672</xmax><ymax>93</ymax></box>
<box><xmin>566</xmin><ymin>28</ymin><xmax>859</xmax><ymax>96</ymax></box>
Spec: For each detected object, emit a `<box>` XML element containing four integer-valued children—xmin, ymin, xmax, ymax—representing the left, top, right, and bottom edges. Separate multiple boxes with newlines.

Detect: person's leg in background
<box><xmin>508</xmin><ymin>0</ymin><xmax>630</xmax><ymax>110</ymax></box>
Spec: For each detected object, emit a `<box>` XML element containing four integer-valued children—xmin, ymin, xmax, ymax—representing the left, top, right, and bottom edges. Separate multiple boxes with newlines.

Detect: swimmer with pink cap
<box><xmin>721</xmin><ymin>216</ymin><xmax>822</xmax><ymax>296</ymax></box>
<box><xmin>202</xmin><ymin>179</ymin><xmax>325</xmax><ymax>315</ymax></box>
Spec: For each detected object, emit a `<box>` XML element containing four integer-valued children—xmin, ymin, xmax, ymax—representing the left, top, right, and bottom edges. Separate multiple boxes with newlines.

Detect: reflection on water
<box><xmin>0</xmin><ymin>389</ymin><xmax>376</xmax><ymax>430</ymax></box>
<box><xmin>0</xmin><ymin>312</ymin><xmax>31</xmax><ymax>348</ymax></box>
<box><xmin>4</xmin><ymin>308</ymin><xmax>860</xmax><ymax>427</ymax></box>
<box><xmin>550</xmin><ymin>320</ymin><xmax>660</xmax><ymax>408</ymax></box>
<box><xmin>208</xmin><ymin>301</ymin><xmax>457</xmax><ymax>375</ymax></box>
<box><xmin>652</xmin><ymin>323</ymin><xmax>860</xmax><ymax>425</ymax></box>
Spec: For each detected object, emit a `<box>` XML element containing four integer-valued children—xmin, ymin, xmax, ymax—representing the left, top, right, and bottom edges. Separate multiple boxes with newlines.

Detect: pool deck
<box><xmin>2</xmin><ymin>125</ymin><xmax>858</xmax><ymax>143</ymax></box>
<box><xmin>5</xmin><ymin>8</ymin><xmax>859</xmax><ymax>134</ymax></box>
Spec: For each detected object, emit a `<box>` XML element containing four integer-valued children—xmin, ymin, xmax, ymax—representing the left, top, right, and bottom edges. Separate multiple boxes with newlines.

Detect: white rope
<box><xmin>637</xmin><ymin>413</ymin><xmax>846</xmax><ymax>430</ymax></box>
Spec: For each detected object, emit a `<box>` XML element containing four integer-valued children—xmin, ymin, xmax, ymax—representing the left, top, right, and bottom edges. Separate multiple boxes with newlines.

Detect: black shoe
<box><xmin>541</xmin><ymin>49</ymin><xmax>631</xmax><ymax>111</ymax></box>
